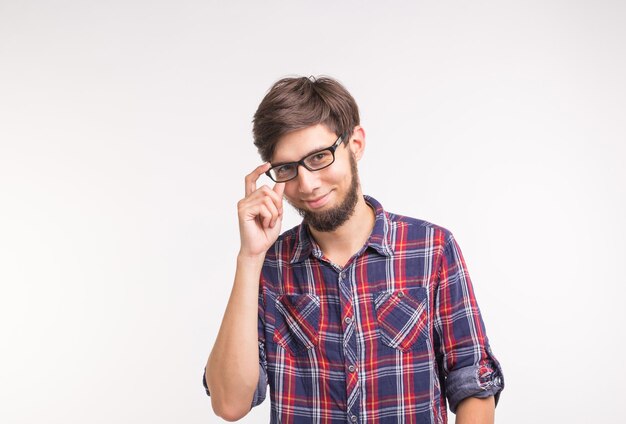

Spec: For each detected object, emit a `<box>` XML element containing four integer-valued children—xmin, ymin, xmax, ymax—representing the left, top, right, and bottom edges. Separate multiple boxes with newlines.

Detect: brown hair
<box><xmin>252</xmin><ymin>76</ymin><xmax>360</xmax><ymax>162</ymax></box>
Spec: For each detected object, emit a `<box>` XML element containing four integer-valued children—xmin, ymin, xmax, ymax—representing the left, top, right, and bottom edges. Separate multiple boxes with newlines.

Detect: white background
<box><xmin>1</xmin><ymin>1</ymin><xmax>625</xmax><ymax>423</ymax></box>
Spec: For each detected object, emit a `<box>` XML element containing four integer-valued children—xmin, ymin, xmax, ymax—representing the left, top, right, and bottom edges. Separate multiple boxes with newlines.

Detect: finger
<box><xmin>265</xmin><ymin>184</ymin><xmax>284</xmax><ymax>213</ymax></box>
<box><xmin>240</xmin><ymin>197</ymin><xmax>271</xmax><ymax>223</ymax></box>
<box><xmin>240</xmin><ymin>202</ymin><xmax>262</xmax><ymax>223</ymax></box>
<box><xmin>273</xmin><ymin>182</ymin><xmax>285</xmax><ymax>197</ymax></box>
<box><xmin>258</xmin><ymin>204</ymin><xmax>273</xmax><ymax>229</ymax></box>
<box><xmin>273</xmin><ymin>183</ymin><xmax>285</xmax><ymax>216</ymax></box>
<box><xmin>240</xmin><ymin>187</ymin><xmax>280</xmax><ymax>220</ymax></box>
<box><xmin>251</xmin><ymin>185</ymin><xmax>283</xmax><ymax>215</ymax></box>
<box><xmin>245</xmin><ymin>163</ymin><xmax>272</xmax><ymax>197</ymax></box>
<box><xmin>262</xmin><ymin>196</ymin><xmax>280</xmax><ymax>228</ymax></box>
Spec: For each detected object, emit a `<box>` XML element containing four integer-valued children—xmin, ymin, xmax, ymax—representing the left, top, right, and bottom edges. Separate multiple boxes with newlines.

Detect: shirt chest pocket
<box><xmin>373</xmin><ymin>287</ymin><xmax>429</xmax><ymax>352</ymax></box>
<box><xmin>273</xmin><ymin>293</ymin><xmax>321</xmax><ymax>355</ymax></box>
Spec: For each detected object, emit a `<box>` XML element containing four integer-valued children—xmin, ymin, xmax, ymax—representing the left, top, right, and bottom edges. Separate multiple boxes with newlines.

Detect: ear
<box><xmin>348</xmin><ymin>125</ymin><xmax>366</xmax><ymax>161</ymax></box>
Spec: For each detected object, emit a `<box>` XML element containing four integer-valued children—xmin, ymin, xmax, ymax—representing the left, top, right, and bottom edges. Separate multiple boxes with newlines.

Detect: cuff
<box><xmin>251</xmin><ymin>362</ymin><xmax>268</xmax><ymax>407</ymax></box>
<box><xmin>446</xmin><ymin>361</ymin><xmax>504</xmax><ymax>413</ymax></box>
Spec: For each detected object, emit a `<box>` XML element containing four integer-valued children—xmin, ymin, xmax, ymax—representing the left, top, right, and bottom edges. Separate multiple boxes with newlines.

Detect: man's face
<box><xmin>271</xmin><ymin>124</ymin><xmax>361</xmax><ymax>232</ymax></box>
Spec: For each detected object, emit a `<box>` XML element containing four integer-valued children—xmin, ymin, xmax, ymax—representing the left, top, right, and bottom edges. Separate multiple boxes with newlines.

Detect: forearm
<box><xmin>206</xmin><ymin>254</ymin><xmax>265</xmax><ymax>420</ymax></box>
<box><xmin>455</xmin><ymin>396</ymin><xmax>495</xmax><ymax>424</ymax></box>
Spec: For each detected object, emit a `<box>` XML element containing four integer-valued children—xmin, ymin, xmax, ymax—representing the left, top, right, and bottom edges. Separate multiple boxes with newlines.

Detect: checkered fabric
<box><xmin>207</xmin><ymin>195</ymin><xmax>504</xmax><ymax>423</ymax></box>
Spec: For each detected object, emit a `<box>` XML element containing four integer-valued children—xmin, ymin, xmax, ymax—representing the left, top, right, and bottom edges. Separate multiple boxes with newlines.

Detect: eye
<box><xmin>275</xmin><ymin>164</ymin><xmax>295</xmax><ymax>177</ymax></box>
<box><xmin>308</xmin><ymin>151</ymin><xmax>331</xmax><ymax>164</ymax></box>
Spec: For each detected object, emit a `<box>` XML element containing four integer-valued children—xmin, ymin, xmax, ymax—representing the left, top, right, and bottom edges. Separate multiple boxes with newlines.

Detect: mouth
<box><xmin>302</xmin><ymin>191</ymin><xmax>332</xmax><ymax>209</ymax></box>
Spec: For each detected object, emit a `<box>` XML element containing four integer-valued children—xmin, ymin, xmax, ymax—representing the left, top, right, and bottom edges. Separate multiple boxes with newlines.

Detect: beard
<box><xmin>292</xmin><ymin>153</ymin><xmax>360</xmax><ymax>232</ymax></box>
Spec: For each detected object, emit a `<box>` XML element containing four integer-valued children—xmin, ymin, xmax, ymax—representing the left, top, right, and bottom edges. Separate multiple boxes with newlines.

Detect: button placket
<box><xmin>337</xmin><ymin>266</ymin><xmax>360</xmax><ymax>422</ymax></box>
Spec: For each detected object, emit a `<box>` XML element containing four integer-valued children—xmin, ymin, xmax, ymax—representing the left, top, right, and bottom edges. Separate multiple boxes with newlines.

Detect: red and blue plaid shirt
<box><xmin>206</xmin><ymin>195</ymin><xmax>503</xmax><ymax>423</ymax></box>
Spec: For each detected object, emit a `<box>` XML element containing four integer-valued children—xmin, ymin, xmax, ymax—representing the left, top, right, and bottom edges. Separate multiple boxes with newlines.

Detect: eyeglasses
<box><xmin>265</xmin><ymin>132</ymin><xmax>348</xmax><ymax>183</ymax></box>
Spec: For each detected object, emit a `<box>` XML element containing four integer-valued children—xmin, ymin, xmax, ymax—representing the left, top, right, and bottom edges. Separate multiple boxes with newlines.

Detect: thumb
<box><xmin>273</xmin><ymin>182</ymin><xmax>286</xmax><ymax>197</ymax></box>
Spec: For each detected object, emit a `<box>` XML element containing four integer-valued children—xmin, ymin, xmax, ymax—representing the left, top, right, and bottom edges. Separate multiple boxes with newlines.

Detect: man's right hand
<box><xmin>237</xmin><ymin>163</ymin><xmax>286</xmax><ymax>258</ymax></box>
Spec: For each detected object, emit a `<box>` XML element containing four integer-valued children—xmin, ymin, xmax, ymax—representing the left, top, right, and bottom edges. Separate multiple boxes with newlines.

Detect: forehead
<box><xmin>272</xmin><ymin>124</ymin><xmax>338</xmax><ymax>163</ymax></box>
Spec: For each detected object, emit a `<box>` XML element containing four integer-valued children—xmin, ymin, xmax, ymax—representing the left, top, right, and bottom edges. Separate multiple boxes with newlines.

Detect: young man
<box><xmin>204</xmin><ymin>76</ymin><xmax>504</xmax><ymax>423</ymax></box>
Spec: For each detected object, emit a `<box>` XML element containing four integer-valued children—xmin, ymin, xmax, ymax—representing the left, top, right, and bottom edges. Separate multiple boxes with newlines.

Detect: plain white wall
<box><xmin>1</xmin><ymin>1</ymin><xmax>625</xmax><ymax>423</ymax></box>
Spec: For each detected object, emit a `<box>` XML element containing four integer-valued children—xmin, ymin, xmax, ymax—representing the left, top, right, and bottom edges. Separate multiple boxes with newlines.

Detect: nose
<box><xmin>295</xmin><ymin>165</ymin><xmax>321</xmax><ymax>194</ymax></box>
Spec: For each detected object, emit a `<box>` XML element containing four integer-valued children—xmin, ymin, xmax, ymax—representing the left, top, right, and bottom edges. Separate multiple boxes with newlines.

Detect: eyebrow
<box><xmin>271</xmin><ymin>144</ymin><xmax>331</xmax><ymax>166</ymax></box>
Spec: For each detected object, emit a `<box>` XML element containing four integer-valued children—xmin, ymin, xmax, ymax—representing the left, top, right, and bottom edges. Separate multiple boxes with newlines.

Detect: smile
<box><xmin>303</xmin><ymin>192</ymin><xmax>332</xmax><ymax>209</ymax></box>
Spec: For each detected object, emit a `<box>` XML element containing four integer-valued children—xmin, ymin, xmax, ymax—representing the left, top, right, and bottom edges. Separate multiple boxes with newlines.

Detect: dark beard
<box><xmin>294</xmin><ymin>154</ymin><xmax>360</xmax><ymax>232</ymax></box>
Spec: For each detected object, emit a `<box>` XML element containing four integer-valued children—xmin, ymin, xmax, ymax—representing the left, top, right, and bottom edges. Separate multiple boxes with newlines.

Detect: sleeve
<box><xmin>202</xmin><ymin>284</ymin><xmax>269</xmax><ymax>408</ymax></box>
<box><xmin>433</xmin><ymin>234</ymin><xmax>504</xmax><ymax>413</ymax></box>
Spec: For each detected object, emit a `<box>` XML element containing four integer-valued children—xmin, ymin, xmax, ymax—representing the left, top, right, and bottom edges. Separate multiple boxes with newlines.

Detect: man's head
<box><xmin>252</xmin><ymin>76</ymin><xmax>366</xmax><ymax>232</ymax></box>
<box><xmin>253</xmin><ymin>76</ymin><xmax>360</xmax><ymax>163</ymax></box>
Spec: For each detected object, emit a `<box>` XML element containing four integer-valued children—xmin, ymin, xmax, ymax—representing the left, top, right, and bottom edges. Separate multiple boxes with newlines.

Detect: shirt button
<box><xmin>348</xmin><ymin>364</ymin><xmax>356</xmax><ymax>373</ymax></box>
<box><xmin>397</xmin><ymin>291</ymin><xmax>404</xmax><ymax>298</ymax></box>
<box><xmin>344</xmin><ymin>316</ymin><xmax>353</xmax><ymax>325</ymax></box>
<box><xmin>350</xmin><ymin>415</ymin><xmax>358</xmax><ymax>423</ymax></box>
<box><xmin>495</xmin><ymin>376</ymin><xmax>502</xmax><ymax>386</ymax></box>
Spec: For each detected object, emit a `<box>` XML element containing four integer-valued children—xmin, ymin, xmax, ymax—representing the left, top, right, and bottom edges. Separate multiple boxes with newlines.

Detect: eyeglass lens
<box><xmin>269</xmin><ymin>149</ymin><xmax>335</xmax><ymax>182</ymax></box>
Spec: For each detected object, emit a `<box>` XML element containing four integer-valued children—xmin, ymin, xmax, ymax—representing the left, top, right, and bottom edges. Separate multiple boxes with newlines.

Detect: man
<box><xmin>204</xmin><ymin>76</ymin><xmax>504</xmax><ymax>423</ymax></box>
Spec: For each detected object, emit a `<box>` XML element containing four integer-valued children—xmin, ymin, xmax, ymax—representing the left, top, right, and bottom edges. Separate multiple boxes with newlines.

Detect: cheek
<box><xmin>328</xmin><ymin>162</ymin><xmax>352</xmax><ymax>186</ymax></box>
<box><xmin>283</xmin><ymin>183</ymin><xmax>300</xmax><ymax>202</ymax></box>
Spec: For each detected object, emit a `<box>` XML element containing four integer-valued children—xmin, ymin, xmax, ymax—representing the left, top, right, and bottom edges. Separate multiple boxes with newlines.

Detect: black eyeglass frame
<box><xmin>265</xmin><ymin>132</ymin><xmax>349</xmax><ymax>183</ymax></box>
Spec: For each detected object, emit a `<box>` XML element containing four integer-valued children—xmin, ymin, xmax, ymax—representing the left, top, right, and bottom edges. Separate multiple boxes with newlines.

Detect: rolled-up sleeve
<box><xmin>434</xmin><ymin>234</ymin><xmax>504</xmax><ymax>413</ymax></box>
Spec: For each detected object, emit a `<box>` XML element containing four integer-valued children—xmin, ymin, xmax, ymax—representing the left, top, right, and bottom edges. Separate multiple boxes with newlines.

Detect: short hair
<box><xmin>252</xmin><ymin>76</ymin><xmax>360</xmax><ymax>162</ymax></box>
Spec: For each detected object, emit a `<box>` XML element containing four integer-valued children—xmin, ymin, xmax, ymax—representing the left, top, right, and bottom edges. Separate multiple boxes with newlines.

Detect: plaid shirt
<box><xmin>206</xmin><ymin>195</ymin><xmax>503</xmax><ymax>423</ymax></box>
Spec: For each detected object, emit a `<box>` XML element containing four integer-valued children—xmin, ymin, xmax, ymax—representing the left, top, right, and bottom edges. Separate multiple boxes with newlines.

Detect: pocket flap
<box><xmin>273</xmin><ymin>293</ymin><xmax>321</xmax><ymax>354</ymax></box>
<box><xmin>374</xmin><ymin>287</ymin><xmax>428</xmax><ymax>351</ymax></box>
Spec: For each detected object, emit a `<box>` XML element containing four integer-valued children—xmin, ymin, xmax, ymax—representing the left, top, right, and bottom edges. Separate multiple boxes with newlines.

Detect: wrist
<box><xmin>237</xmin><ymin>251</ymin><xmax>267</xmax><ymax>266</ymax></box>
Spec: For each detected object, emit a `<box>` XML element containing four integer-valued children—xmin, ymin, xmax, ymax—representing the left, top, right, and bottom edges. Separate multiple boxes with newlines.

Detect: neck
<box><xmin>308</xmin><ymin>192</ymin><xmax>375</xmax><ymax>268</ymax></box>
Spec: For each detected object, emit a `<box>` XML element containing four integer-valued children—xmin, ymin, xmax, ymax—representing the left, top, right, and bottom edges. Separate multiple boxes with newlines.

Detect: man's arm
<box><xmin>205</xmin><ymin>163</ymin><xmax>284</xmax><ymax>421</ymax></box>
<box><xmin>455</xmin><ymin>396</ymin><xmax>495</xmax><ymax>424</ymax></box>
<box><xmin>206</xmin><ymin>254</ymin><xmax>265</xmax><ymax>421</ymax></box>
<box><xmin>433</xmin><ymin>233</ymin><xmax>504</xmax><ymax>415</ymax></box>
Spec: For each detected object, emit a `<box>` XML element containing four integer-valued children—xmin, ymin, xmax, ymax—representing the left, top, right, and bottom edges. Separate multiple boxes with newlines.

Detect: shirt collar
<box><xmin>289</xmin><ymin>195</ymin><xmax>394</xmax><ymax>264</ymax></box>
